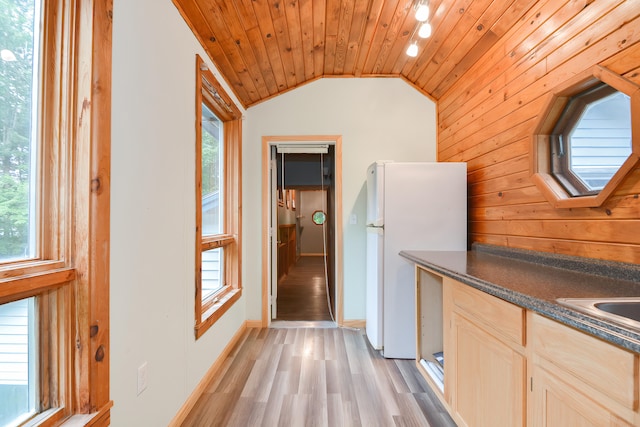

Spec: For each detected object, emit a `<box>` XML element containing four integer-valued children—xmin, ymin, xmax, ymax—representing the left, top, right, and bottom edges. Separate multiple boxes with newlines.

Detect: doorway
<box><xmin>261</xmin><ymin>136</ymin><xmax>343</xmax><ymax>327</ymax></box>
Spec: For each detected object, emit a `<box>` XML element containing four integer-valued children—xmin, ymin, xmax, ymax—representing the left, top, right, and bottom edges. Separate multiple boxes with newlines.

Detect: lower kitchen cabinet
<box><xmin>413</xmin><ymin>269</ymin><xmax>640</xmax><ymax>427</ymax></box>
<box><xmin>528</xmin><ymin>312</ymin><xmax>637</xmax><ymax>426</ymax></box>
<box><xmin>449</xmin><ymin>312</ymin><xmax>525</xmax><ymax>426</ymax></box>
<box><xmin>529</xmin><ymin>363</ymin><xmax>633</xmax><ymax>426</ymax></box>
<box><xmin>446</xmin><ymin>279</ymin><xmax>526</xmax><ymax>427</ymax></box>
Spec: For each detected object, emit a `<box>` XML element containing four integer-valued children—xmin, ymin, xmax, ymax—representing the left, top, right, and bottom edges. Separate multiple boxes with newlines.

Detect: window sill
<box><xmin>195</xmin><ymin>288</ymin><xmax>242</xmax><ymax>339</ymax></box>
<box><xmin>58</xmin><ymin>402</ymin><xmax>112</xmax><ymax>427</ymax></box>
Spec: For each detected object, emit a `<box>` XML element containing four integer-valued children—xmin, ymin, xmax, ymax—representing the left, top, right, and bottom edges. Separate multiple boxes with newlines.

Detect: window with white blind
<box><xmin>551</xmin><ymin>83</ymin><xmax>632</xmax><ymax>196</ymax></box>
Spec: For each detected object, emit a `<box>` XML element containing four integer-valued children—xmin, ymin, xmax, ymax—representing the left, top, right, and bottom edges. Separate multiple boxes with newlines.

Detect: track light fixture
<box><xmin>415</xmin><ymin>2</ymin><xmax>429</xmax><ymax>22</ymax></box>
<box><xmin>406</xmin><ymin>42</ymin><xmax>419</xmax><ymax>57</ymax></box>
<box><xmin>406</xmin><ymin>1</ymin><xmax>431</xmax><ymax>57</ymax></box>
<box><xmin>418</xmin><ymin>22</ymin><xmax>432</xmax><ymax>38</ymax></box>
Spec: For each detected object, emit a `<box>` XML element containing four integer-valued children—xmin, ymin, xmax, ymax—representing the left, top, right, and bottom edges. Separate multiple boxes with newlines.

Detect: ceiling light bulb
<box><xmin>406</xmin><ymin>42</ymin><xmax>418</xmax><ymax>57</ymax></box>
<box><xmin>418</xmin><ymin>22</ymin><xmax>432</xmax><ymax>38</ymax></box>
<box><xmin>1</xmin><ymin>49</ymin><xmax>17</xmax><ymax>62</ymax></box>
<box><xmin>415</xmin><ymin>4</ymin><xmax>429</xmax><ymax>22</ymax></box>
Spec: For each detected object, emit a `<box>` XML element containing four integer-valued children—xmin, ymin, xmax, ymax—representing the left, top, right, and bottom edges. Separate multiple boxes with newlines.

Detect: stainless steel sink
<box><xmin>557</xmin><ymin>297</ymin><xmax>640</xmax><ymax>330</ymax></box>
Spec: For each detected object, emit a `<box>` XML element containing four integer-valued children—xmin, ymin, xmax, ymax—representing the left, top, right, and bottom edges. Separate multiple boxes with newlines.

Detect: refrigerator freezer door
<box><xmin>366</xmin><ymin>161</ymin><xmax>386</xmax><ymax>226</ymax></box>
<box><xmin>365</xmin><ymin>226</ymin><xmax>384</xmax><ymax>350</ymax></box>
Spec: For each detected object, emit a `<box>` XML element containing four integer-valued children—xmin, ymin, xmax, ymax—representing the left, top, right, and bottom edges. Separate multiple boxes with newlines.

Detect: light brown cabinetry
<box><xmin>414</xmin><ymin>268</ymin><xmax>640</xmax><ymax>427</ymax></box>
<box><xmin>277</xmin><ymin>224</ymin><xmax>296</xmax><ymax>280</ymax></box>
<box><xmin>446</xmin><ymin>279</ymin><xmax>526</xmax><ymax>427</ymax></box>
<box><xmin>528</xmin><ymin>312</ymin><xmax>637</xmax><ymax>426</ymax></box>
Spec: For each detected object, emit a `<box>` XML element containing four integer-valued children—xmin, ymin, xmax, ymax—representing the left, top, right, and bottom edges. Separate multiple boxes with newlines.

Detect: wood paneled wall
<box><xmin>437</xmin><ymin>0</ymin><xmax>640</xmax><ymax>264</ymax></box>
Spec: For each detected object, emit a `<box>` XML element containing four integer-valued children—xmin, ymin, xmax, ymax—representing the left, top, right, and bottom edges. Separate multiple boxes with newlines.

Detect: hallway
<box><xmin>275</xmin><ymin>256</ymin><xmax>333</xmax><ymax>321</ymax></box>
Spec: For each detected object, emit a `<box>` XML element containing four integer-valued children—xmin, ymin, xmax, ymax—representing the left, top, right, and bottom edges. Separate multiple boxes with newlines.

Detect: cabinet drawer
<box><xmin>447</xmin><ymin>278</ymin><xmax>524</xmax><ymax>347</ymax></box>
<box><xmin>530</xmin><ymin>313</ymin><xmax>637</xmax><ymax>410</ymax></box>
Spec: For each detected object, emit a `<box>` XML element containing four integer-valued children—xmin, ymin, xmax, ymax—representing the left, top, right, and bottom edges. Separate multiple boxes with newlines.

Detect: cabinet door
<box><xmin>450</xmin><ymin>312</ymin><xmax>525</xmax><ymax>427</ymax></box>
<box><xmin>530</xmin><ymin>364</ymin><xmax>633</xmax><ymax>427</ymax></box>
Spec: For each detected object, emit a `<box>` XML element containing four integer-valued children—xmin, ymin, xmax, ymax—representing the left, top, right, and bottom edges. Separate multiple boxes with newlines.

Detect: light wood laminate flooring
<box><xmin>181</xmin><ymin>327</ymin><xmax>456</xmax><ymax>427</ymax></box>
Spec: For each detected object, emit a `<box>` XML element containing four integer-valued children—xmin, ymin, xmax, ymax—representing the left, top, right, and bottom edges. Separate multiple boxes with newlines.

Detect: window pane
<box><xmin>202</xmin><ymin>248</ymin><xmax>224</xmax><ymax>301</ymax></box>
<box><xmin>0</xmin><ymin>0</ymin><xmax>40</xmax><ymax>262</ymax></box>
<box><xmin>0</xmin><ymin>298</ymin><xmax>37</xmax><ymax>427</ymax></box>
<box><xmin>201</xmin><ymin>104</ymin><xmax>223</xmax><ymax>236</ymax></box>
<box><xmin>568</xmin><ymin>91</ymin><xmax>632</xmax><ymax>191</ymax></box>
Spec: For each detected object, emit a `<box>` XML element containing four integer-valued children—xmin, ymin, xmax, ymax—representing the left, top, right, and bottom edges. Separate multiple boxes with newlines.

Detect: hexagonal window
<box><xmin>551</xmin><ymin>83</ymin><xmax>632</xmax><ymax>196</ymax></box>
<box><xmin>531</xmin><ymin>66</ymin><xmax>640</xmax><ymax>208</ymax></box>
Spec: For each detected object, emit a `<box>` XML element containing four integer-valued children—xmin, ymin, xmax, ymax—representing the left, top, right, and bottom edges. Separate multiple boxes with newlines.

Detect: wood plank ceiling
<box><xmin>173</xmin><ymin>0</ymin><xmax>538</xmax><ymax>108</ymax></box>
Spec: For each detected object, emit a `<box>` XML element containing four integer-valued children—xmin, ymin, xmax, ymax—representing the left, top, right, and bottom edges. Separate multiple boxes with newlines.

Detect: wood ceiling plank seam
<box><xmin>443</xmin><ymin>121</ymin><xmax>535</xmax><ymax>166</ymax></box>
<box><xmin>495</xmin><ymin>6</ymin><xmax>640</xmax><ymax>134</ymax></box>
<box><xmin>441</xmin><ymin>0</ymin><xmax>618</xmax><ymax>116</ymax></box>
<box><xmin>601</xmin><ymin>40</ymin><xmax>640</xmax><ymax>74</ymax></box>
<box><xmin>438</xmin><ymin>0</ymin><xmax>590</xmax><ymax>134</ymax></box>
<box><xmin>439</xmin><ymin>121</ymin><xmax>533</xmax><ymax>165</ymax></box>
<box><xmin>352</xmin><ymin>0</ymin><xmax>386</xmax><ymax>77</ymax></box>
<box><xmin>234</xmin><ymin>0</ymin><xmax>260</xmax><ymax>30</ymax></box>
<box><xmin>283</xmin><ymin>0</ymin><xmax>307</xmax><ymax>85</ymax></box>
<box><xmin>360</xmin><ymin>0</ymin><xmax>402</xmax><ymax>75</ymax></box>
<box><xmin>312</xmin><ymin>0</ymin><xmax>327</xmax><ymax>79</ymax></box>
<box><xmin>429</xmin><ymin>0</ymin><xmax>520</xmax><ymax>98</ymax></box>
<box><xmin>546</xmin><ymin>0</ymin><xmax>640</xmax><ymax>73</ymax></box>
<box><xmin>211</xmin><ymin>0</ymin><xmax>271</xmax><ymax>100</ymax></box>
<box><xmin>476</xmin><ymin>218</ymin><xmax>640</xmax><ymax>246</ymax></box>
<box><xmin>299</xmin><ymin>0</ymin><xmax>317</xmax><ymax>81</ymax></box>
<box><xmin>471</xmin><ymin>172</ymin><xmax>538</xmax><ymax>199</ymax></box>
<box><xmin>447</xmin><ymin>140</ymin><xmax>528</xmax><ymax>180</ymax></box>
<box><xmin>197</xmin><ymin>0</ymin><xmax>264</xmax><ymax>103</ymax></box>
<box><xmin>435</xmin><ymin>0</ymin><xmax>537</xmax><ymax>98</ymax></box>
<box><xmin>268</xmin><ymin>0</ymin><xmax>299</xmax><ymax>88</ymax></box>
<box><xmin>602</xmin><ymin>41</ymin><xmax>640</xmax><ymax>79</ymax></box>
<box><xmin>369</xmin><ymin>0</ymin><xmax>413</xmax><ymax>75</ymax></box>
<box><xmin>623</xmin><ymin>64</ymin><xmax>640</xmax><ymax>86</ymax></box>
<box><xmin>324</xmin><ymin>34</ymin><xmax>338</xmax><ymax>73</ymax></box>
<box><xmin>341</xmin><ymin>0</ymin><xmax>374</xmax><ymax>75</ymax></box>
<box><xmin>380</xmin><ymin>0</ymin><xmax>422</xmax><ymax>74</ymax></box>
<box><xmin>176</xmin><ymin>0</ymin><xmax>253</xmax><ymax>108</ymax></box>
<box><xmin>414</xmin><ymin>0</ymin><xmax>478</xmax><ymax>90</ymax></box>
<box><xmin>438</xmin><ymin>96</ymin><xmax>547</xmax><ymax>162</ymax></box>
<box><xmin>489</xmin><ymin>0</ymin><xmax>538</xmax><ymax>39</ymax></box>
<box><xmin>246</xmin><ymin>26</ymin><xmax>281</xmax><ymax>96</ymax></box>
<box><xmin>465</xmin><ymin>155</ymin><xmax>530</xmax><ymax>181</ymax></box>
<box><xmin>432</xmin><ymin>30</ymin><xmax>501</xmax><ymax>98</ymax></box>
<box><xmin>251</xmin><ymin>0</ymin><xmax>290</xmax><ymax>93</ymax></box>
<box><xmin>324</xmin><ymin>0</ymin><xmax>342</xmax><ymax>74</ymax></box>
<box><xmin>439</xmin><ymin>94</ymin><xmax>545</xmax><ymax>162</ymax></box>
<box><xmin>404</xmin><ymin>0</ymin><xmax>474</xmax><ymax>84</ymax></box>
<box><xmin>233</xmin><ymin>0</ymin><xmax>281</xmax><ymax>95</ymax></box>
<box><xmin>332</xmin><ymin>0</ymin><xmax>357</xmax><ymax>74</ymax></box>
<box><xmin>470</xmin><ymin>195</ymin><xmax>640</xmax><ymax>221</ymax></box>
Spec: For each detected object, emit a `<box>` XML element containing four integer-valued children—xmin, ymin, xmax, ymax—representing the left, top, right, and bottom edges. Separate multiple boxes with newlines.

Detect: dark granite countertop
<box><xmin>400</xmin><ymin>244</ymin><xmax>640</xmax><ymax>353</ymax></box>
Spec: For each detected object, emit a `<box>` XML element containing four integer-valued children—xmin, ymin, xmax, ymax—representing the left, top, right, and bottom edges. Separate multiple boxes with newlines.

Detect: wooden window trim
<box><xmin>531</xmin><ymin>65</ymin><xmax>640</xmax><ymax>208</ymax></box>
<box><xmin>194</xmin><ymin>55</ymin><xmax>242</xmax><ymax>339</ymax></box>
<box><xmin>0</xmin><ymin>0</ymin><xmax>113</xmax><ymax>425</ymax></box>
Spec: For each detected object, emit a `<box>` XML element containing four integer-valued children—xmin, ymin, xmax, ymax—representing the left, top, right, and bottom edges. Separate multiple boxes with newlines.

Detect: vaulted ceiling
<box><xmin>173</xmin><ymin>0</ymin><xmax>537</xmax><ymax>108</ymax></box>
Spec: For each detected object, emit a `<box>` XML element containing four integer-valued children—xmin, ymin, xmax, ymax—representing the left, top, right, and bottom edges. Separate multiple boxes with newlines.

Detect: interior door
<box><xmin>270</xmin><ymin>155</ymin><xmax>278</xmax><ymax>319</ymax></box>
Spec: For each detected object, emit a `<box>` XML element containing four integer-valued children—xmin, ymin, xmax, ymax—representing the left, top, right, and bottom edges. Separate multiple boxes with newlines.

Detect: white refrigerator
<box><xmin>365</xmin><ymin>161</ymin><xmax>467</xmax><ymax>359</ymax></box>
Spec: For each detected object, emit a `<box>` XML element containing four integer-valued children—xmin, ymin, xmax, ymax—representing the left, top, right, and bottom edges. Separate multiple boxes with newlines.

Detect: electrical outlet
<box><xmin>137</xmin><ymin>361</ymin><xmax>148</xmax><ymax>395</ymax></box>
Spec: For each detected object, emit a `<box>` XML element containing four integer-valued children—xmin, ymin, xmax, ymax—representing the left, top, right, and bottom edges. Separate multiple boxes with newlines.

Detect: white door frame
<box><xmin>261</xmin><ymin>135</ymin><xmax>343</xmax><ymax>327</ymax></box>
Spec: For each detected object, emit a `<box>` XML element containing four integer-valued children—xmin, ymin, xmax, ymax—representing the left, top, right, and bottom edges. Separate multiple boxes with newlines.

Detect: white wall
<box><xmin>111</xmin><ymin>1</ymin><xmax>437</xmax><ymax>423</ymax></box>
<box><xmin>111</xmin><ymin>1</ymin><xmax>246</xmax><ymax>425</ymax></box>
<box><xmin>244</xmin><ymin>79</ymin><xmax>437</xmax><ymax>321</ymax></box>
